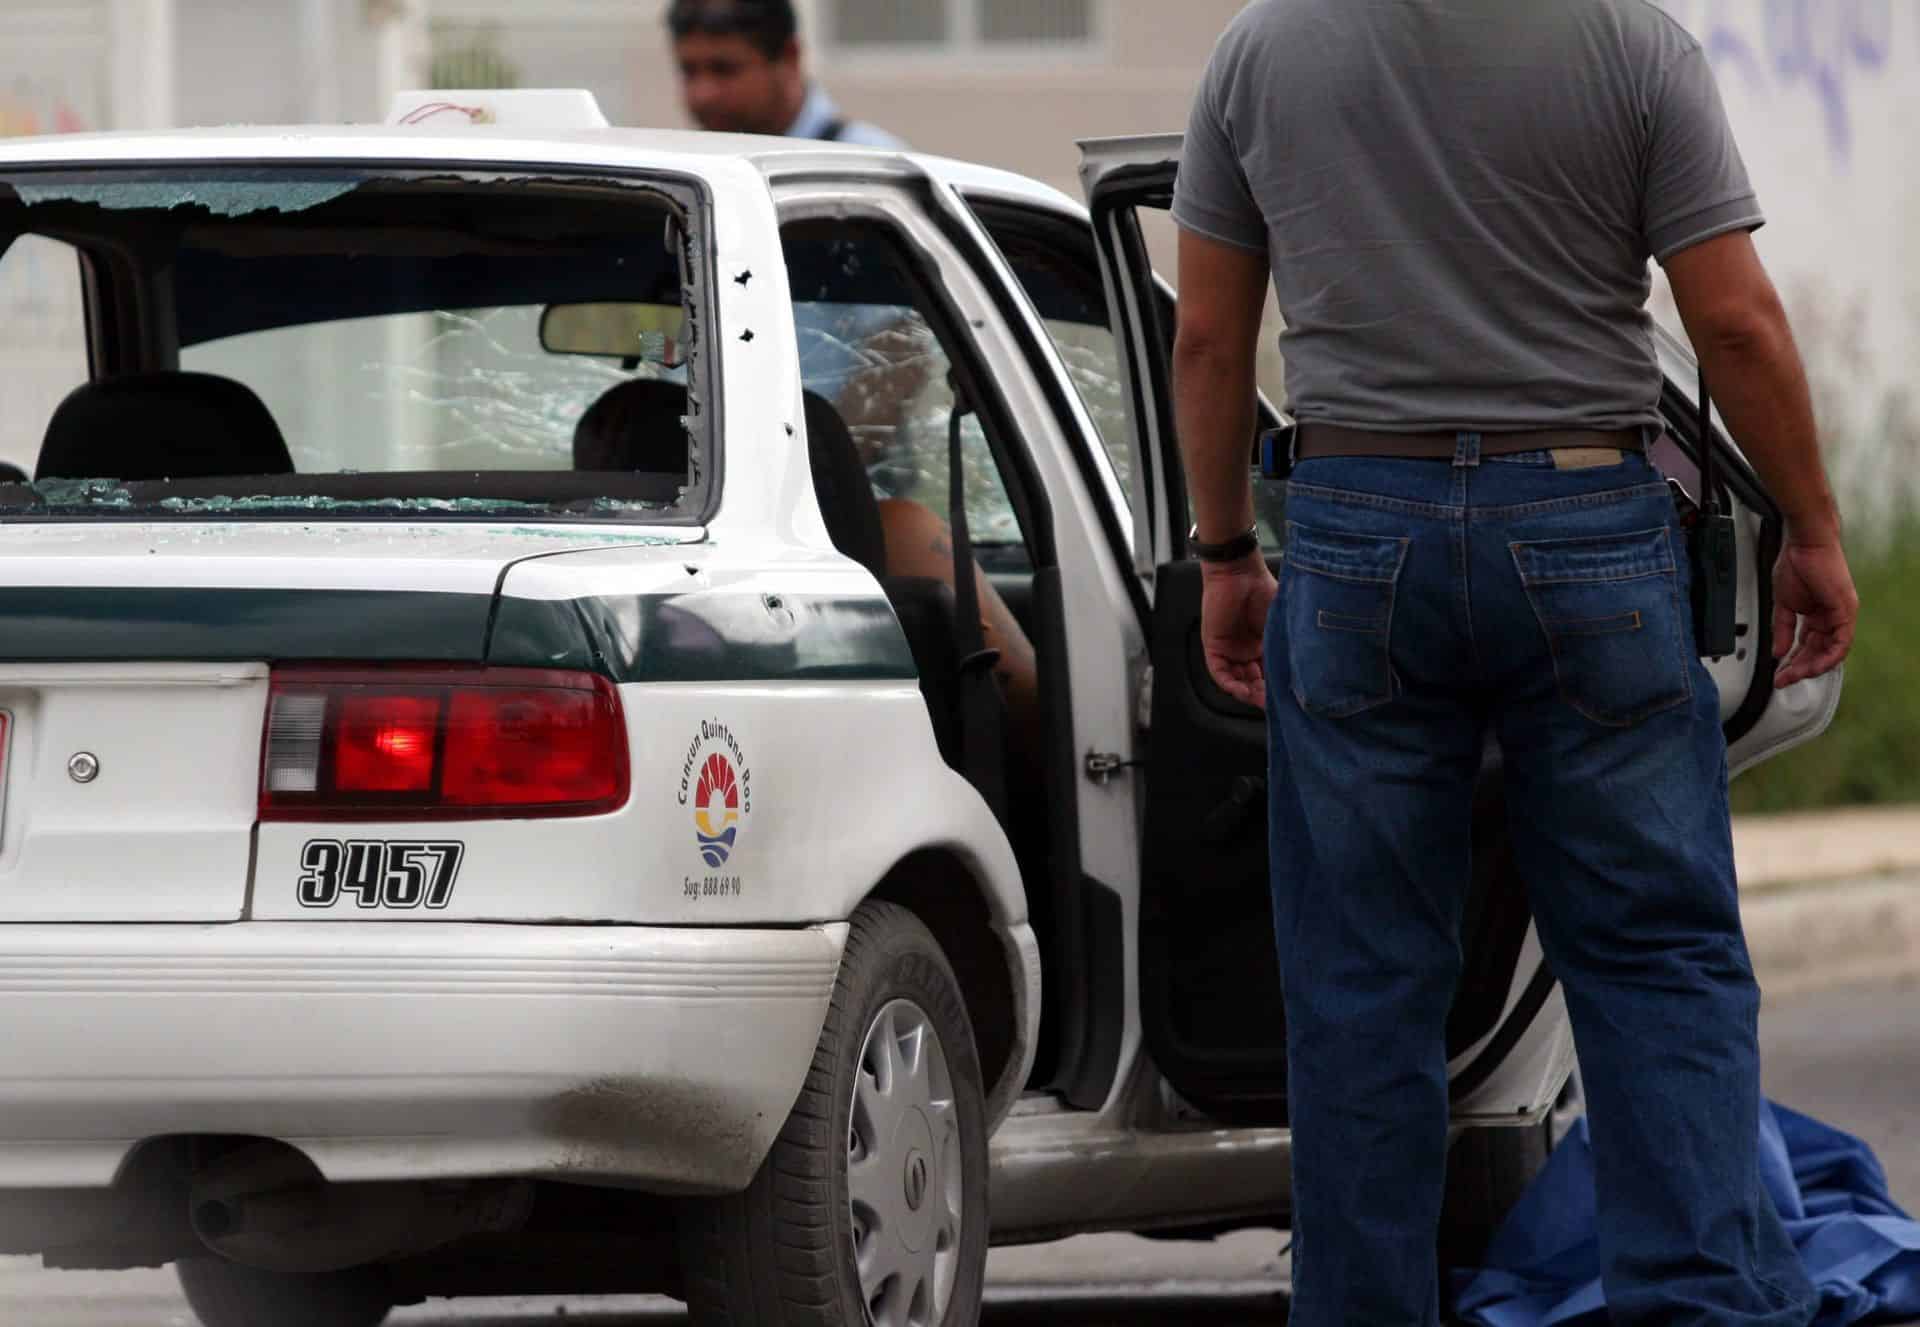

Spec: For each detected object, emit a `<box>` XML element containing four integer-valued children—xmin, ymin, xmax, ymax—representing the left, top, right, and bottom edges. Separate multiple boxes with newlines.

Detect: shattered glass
<box><xmin>185</xmin><ymin>306</ymin><xmax>670</xmax><ymax>477</ymax></box>
<box><xmin>794</xmin><ymin>301</ymin><xmax>1025</xmax><ymax>549</ymax></box>
<box><xmin>0</xmin><ymin>168</ymin><xmax>703</xmax><ymax>521</ymax></box>
<box><xmin>1043</xmin><ymin>317</ymin><xmax>1132</xmax><ymax>494</ymax></box>
<box><xmin>15</xmin><ymin>178</ymin><xmax>360</xmax><ymax>218</ymax></box>
<box><xmin>0</xmin><ymin>484</ymin><xmax>671</xmax><ymax>518</ymax></box>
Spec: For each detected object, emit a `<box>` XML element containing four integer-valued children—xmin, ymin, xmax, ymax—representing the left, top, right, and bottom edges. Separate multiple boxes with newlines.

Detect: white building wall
<box><xmin>1655</xmin><ymin>0</ymin><xmax>1916</xmax><ymax>520</ymax></box>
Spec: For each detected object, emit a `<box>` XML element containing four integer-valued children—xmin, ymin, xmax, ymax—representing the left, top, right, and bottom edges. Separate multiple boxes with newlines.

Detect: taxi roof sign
<box><xmin>385</xmin><ymin>90</ymin><xmax>611</xmax><ymax>131</ymax></box>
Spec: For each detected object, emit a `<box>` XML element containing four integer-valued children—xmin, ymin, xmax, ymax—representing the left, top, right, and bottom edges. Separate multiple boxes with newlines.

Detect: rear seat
<box><xmin>572</xmin><ymin>377</ymin><xmax>690</xmax><ymax>475</ymax></box>
<box><xmin>37</xmin><ymin>371</ymin><xmax>293</xmax><ymax>481</ymax></box>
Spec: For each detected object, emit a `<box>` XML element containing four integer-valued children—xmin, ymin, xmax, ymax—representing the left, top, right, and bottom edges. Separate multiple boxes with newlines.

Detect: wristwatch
<box><xmin>1188</xmin><ymin>524</ymin><xmax>1261</xmax><ymax>563</ymax></box>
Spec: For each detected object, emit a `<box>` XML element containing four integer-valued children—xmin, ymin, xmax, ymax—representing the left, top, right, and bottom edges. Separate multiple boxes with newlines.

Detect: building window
<box><xmin>978</xmin><ymin>0</ymin><xmax>1092</xmax><ymax>44</ymax></box>
<box><xmin>828</xmin><ymin>0</ymin><xmax>1095</xmax><ymax>51</ymax></box>
<box><xmin>829</xmin><ymin>0</ymin><xmax>946</xmax><ymax>46</ymax></box>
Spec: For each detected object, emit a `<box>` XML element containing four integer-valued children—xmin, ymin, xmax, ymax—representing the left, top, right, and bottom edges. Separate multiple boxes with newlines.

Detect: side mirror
<box><xmin>540</xmin><ymin>302</ymin><xmax>688</xmax><ymax>368</ymax></box>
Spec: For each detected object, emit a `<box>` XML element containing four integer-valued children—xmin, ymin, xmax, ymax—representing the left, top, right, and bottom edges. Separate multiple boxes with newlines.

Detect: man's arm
<box><xmin>1174</xmin><ymin>225</ymin><xmax>1276</xmax><ymax>708</ymax></box>
<box><xmin>1664</xmin><ymin>231</ymin><xmax>1858</xmax><ymax>686</ymax></box>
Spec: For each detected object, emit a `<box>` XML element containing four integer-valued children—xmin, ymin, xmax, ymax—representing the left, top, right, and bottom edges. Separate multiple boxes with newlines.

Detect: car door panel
<box><xmin>1140</xmin><ymin>556</ymin><xmax>1542</xmax><ymax>1121</ymax></box>
<box><xmin>1651</xmin><ymin>343</ymin><xmax>1846</xmax><ymax>772</ymax></box>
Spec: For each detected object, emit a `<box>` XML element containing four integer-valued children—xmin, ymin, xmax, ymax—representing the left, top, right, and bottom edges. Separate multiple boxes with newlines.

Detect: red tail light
<box><xmin>261</xmin><ymin>667</ymin><xmax>629</xmax><ymax>821</ymax></box>
<box><xmin>335</xmin><ymin>693</ymin><xmax>439</xmax><ymax>794</ymax></box>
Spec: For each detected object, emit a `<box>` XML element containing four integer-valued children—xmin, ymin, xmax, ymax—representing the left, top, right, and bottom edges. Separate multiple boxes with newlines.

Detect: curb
<box><xmin>1732</xmin><ymin>806</ymin><xmax>1920</xmax><ymax>891</ymax></box>
<box><xmin>1742</xmin><ymin>871</ymin><xmax>1920</xmax><ymax>1001</ymax></box>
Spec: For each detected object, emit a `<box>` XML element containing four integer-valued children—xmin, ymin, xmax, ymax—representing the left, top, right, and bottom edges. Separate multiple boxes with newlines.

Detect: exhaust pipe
<box><xmin>189</xmin><ymin>1142</ymin><xmax>532</xmax><ymax>1274</ymax></box>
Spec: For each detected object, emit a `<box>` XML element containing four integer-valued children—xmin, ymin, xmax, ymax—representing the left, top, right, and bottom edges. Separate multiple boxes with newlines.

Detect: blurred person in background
<box><xmin>658</xmin><ymin>4</ymin><xmax>1038</xmax><ymax>782</ymax></box>
<box><xmin>666</xmin><ymin>0</ymin><xmax>904</xmax><ymax>147</ymax></box>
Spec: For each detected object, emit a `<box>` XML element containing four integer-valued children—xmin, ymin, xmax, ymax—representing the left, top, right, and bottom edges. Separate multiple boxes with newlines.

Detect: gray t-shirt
<box><xmin>1173</xmin><ymin>0</ymin><xmax>1762</xmax><ymax>434</ymax></box>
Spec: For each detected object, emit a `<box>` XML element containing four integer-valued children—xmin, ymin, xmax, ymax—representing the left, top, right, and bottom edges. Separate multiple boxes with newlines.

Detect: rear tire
<box><xmin>678</xmin><ymin>900</ymin><xmax>990</xmax><ymax>1326</ymax></box>
<box><xmin>175</xmin><ymin>1256</ymin><xmax>393</xmax><ymax>1327</ymax></box>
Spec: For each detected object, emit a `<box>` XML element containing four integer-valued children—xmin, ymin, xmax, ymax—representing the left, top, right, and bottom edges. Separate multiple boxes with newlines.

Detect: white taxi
<box><xmin>0</xmin><ymin>92</ymin><xmax>1839</xmax><ymax>1327</ymax></box>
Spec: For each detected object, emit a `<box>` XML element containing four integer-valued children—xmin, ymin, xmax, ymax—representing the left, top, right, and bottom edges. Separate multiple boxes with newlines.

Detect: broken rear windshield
<box><xmin>0</xmin><ymin>167</ymin><xmax>714</xmax><ymax>521</ymax></box>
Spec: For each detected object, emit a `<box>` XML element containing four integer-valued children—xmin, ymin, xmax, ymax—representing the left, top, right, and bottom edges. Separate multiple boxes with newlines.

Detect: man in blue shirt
<box><xmin>666</xmin><ymin>0</ymin><xmax>904</xmax><ymax>148</ymax></box>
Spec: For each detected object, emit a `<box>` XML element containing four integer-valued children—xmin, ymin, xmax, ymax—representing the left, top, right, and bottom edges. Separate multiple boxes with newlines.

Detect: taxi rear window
<box><xmin>0</xmin><ymin>168</ymin><xmax>715</xmax><ymax>522</ymax></box>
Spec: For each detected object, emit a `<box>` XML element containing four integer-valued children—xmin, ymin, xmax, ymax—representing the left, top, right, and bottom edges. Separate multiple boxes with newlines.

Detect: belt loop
<box><xmin>1454</xmin><ymin>431</ymin><xmax>1482</xmax><ymax>469</ymax></box>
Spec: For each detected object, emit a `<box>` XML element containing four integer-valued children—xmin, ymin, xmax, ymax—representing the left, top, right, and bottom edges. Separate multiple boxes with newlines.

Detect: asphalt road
<box><xmin>1759</xmin><ymin>974</ymin><xmax>1920</xmax><ymax>1204</ymax></box>
<box><xmin>0</xmin><ymin>1249</ymin><xmax>1293</xmax><ymax>1327</ymax></box>
<box><xmin>1</xmin><ymin>977</ymin><xmax>1909</xmax><ymax>1326</ymax></box>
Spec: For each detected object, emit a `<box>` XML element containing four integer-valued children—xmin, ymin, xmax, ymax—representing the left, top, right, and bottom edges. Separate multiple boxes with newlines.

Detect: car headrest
<box><xmin>573</xmin><ymin>381</ymin><xmax>885</xmax><ymax>577</ymax></box>
<box><xmin>0</xmin><ymin>461</ymin><xmax>26</xmax><ymax>485</ymax></box>
<box><xmin>802</xmin><ymin>390</ymin><xmax>887</xmax><ymax>579</ymax></box>
<box><xmin>572</xmin><ymin>377</ymin><xmax>691</xmax><ymax>474</ymax></box>
<box><xmin>36</xmin><ymin>372</ymin><xmax>294</xmax><ymax>482</ymax></box>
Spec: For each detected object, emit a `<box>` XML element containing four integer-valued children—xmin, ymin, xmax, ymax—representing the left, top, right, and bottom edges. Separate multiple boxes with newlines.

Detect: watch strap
<box><xmin>1189</xmin><ymin>524</ymin><xmax>1261</xmax><ymax>563</ymax></box>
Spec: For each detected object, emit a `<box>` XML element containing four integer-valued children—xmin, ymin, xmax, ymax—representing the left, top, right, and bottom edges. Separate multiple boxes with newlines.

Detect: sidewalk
<box><xmin>1733</xmin><ymin>805</ymin><xmax>1920</xmax><ymax>1000</ymax></box>
<box><xmin>1735</xmin><ymin>805</ymin><xmax>1920</xmax><ymax>892</ymax></box>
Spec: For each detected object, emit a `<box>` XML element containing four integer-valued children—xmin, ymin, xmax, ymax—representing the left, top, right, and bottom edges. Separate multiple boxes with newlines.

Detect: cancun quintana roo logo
<box><xmin>678</xmin><ymin>720</ymin><xmax>752</xmax><ymax>871</ymax></box>
<box><xmin>693</xmin><ymin>753</ymin><xmax>741</xmax><ymax>867</ymax></box>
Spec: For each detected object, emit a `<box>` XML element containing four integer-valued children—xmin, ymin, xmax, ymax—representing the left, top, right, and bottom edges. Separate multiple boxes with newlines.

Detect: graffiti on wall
<box><xmin>0</xmin><ymin>95</ymin><xmax>88</xmax><ymax>138</ymax></box>
<box><xmin>1659</xmin><ymin>0</ymin><xmax>1894</xmax><ymax>165</ymax></box>
<box><xmin>0</xmin><ymin>76</ymin><xmax>96</xmax><ymax>139</ymax></box>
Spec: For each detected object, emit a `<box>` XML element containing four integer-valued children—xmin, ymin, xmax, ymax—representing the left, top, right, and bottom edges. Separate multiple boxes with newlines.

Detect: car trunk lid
<box><xmin>0</xmin><ymin>520</ymin><xmax>699</xmax><ymax>920</ymax></box>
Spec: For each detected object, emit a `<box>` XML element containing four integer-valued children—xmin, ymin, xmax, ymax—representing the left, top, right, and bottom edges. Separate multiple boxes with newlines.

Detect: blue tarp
<box><xmin>1454</xmin><ymin>1102</ymin><xmax>1920</xmax><ymax>1326</ymax></box>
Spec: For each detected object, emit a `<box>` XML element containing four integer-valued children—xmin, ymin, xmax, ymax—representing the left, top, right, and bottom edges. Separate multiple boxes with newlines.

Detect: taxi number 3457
<box><xmin>298</xmin><ymin>840</ymin><xmax>464</xmax><ymax>910</ymax></box>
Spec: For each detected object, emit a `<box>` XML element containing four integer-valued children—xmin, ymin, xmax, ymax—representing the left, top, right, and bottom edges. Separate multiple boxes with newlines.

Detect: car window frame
<box><xmin>772</xmin><ymin>178</ymin><xmax>1059</xmax><ymax>573</ymax></box>
<box><xmin>962</xmin><ymin>206</ymin><xmax>1133</xmax><ymax>496</ymax></box>
<box><xmin>0</xmin><ymin>161</ymin><xmax>723</xmax><ymax>527</ymax></box>
<box><xmin>957</xmin><ymin>193</ymin><xmax>1149</xmax><ymax>629</ymax></box>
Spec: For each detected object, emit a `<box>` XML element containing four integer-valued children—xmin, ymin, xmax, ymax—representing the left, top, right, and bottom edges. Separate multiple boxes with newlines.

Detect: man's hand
<box><xmin>1773</xmin><ymin>538</ymin><xmax>1858</xmax><ymax>687</ymax></box>
<box><xmin>1201</xmin><ymin>554</ymin><xmax>1279</xmax><ymax>708</ymax></box>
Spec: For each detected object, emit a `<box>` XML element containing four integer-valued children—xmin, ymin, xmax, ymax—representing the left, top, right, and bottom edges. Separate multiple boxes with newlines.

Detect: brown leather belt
<box><xmin>1294</xmin><ymin>423</ymin><xmax>1645</xmax><ymax>462</ymax></box>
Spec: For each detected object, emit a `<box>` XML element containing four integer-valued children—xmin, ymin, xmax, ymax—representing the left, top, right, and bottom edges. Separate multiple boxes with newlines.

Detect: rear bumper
<box><xmin>0</xmin><ymin>922</ymin><xmax>845</xmax><ymax>1193</ymax></box>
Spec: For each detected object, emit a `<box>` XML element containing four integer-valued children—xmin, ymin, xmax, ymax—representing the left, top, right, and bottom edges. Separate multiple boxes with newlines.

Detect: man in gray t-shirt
<box><xmin>1171</xmin><ymin>3</ymin><xmax>1857</xmax><ymax>1323</ymax></box>
<box><xmin>1176</xmin><ymin>0</ymin><xmax>1760</xmax><ymax>435</ymax></box>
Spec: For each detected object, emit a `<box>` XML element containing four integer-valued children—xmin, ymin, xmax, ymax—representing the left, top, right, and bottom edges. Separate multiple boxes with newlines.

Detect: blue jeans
<box><xmin>1265</xmin><ymin>439</ymin><xmax>1816</xmax><ymax>1326</ymax></box>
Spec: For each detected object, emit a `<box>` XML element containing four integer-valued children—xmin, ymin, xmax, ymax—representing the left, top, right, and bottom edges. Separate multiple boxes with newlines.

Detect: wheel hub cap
<box><xmin>904</xmin><ymin>1150</ymin><xmax>929</xmax><ymax>1212</ymax></box>
<box><xmin>847</xmin><ymin>999</ymin><xmax>962</xmax><ymax>1327</ymax></box>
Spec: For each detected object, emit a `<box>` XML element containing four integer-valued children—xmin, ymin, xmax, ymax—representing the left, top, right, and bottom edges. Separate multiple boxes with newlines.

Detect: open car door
<box><xmin>1078</xmin><ymin>134</ymin><xmax>1842</xmax><ymax>1126</ymax></box>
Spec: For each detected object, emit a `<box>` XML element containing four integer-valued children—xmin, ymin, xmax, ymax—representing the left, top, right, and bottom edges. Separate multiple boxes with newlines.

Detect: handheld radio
<box><xmin>1690</xmin><ymin>369</ymin><xmax>1740</xmax><ymax>659</ymax></box>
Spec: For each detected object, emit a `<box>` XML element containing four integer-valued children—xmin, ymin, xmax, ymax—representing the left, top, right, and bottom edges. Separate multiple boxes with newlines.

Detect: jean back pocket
<box><xmin>1510</xmin><ymin>526</ymin><xmax>1692</xmax><ymax>727</ymax></box>
<box><xmin>1283</xmin><ymin>521</ymin><xmax>1409</xmax><ymax>718</ymax></box>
